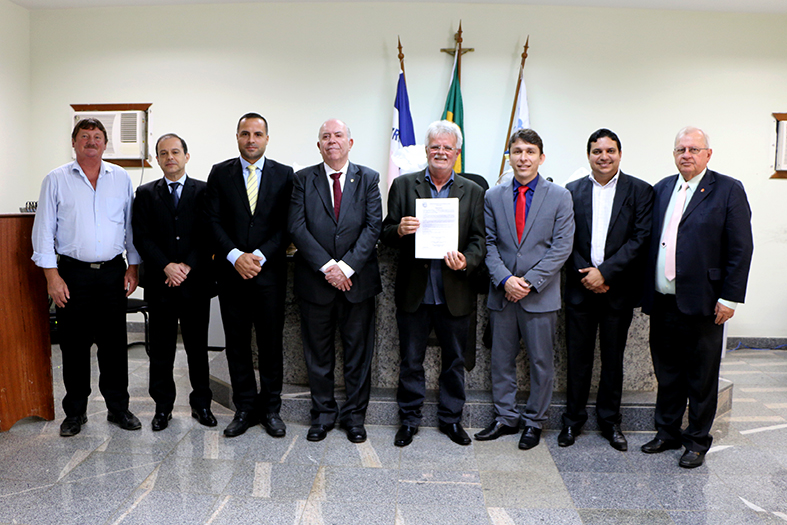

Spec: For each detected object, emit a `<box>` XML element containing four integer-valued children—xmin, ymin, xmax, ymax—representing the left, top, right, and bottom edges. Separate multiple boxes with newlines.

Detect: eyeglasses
<box><xmin>428</xmin><ymin>145</ymin><xmax>456</xmax><ymax>153</ymax></box>
<box><xmin>673</xmin><ymin>147</ymin><xmax>709</xmax><ymax>155</ymax></box>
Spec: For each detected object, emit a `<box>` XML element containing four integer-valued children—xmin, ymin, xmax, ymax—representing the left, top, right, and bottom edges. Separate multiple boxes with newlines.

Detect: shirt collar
<box><xmin>513</xmin><ymin>174</ymin><xmax>540</xmax><ymax>192</ymax></box>
<box><xmin>589</xmin><ymin>170</ymin><xmax>620</xmax><ymax>188</ymax></box>
<box><xmin>676</xmin><ymin>168</ymin><xmax>706</xmax><ymax>192</ymax></box>
<box><xmin>240</xmin><ymin>155</ymin><xmax>266</xmax><ymax>173</ymax></box>
<box><xmin>165</xmin><ymin>173</ymin><xmax>188</xmax><ymax>185</ymax></box>
<box><xmin>425</xmin><ymin>168</ymin><xmax>455</xmax><ymax>188</ymax></box>
<box><xmin>324</xmin><ymin>161</ymin><xmax>349</xmax><ymax>177</ymax></box>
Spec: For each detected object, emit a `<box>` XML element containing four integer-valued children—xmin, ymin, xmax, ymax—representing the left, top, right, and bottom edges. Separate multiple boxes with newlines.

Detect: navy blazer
<box><xmin>565</xmin><ymin>172</ymin><xmax>654</xmax><ymax>310</ymax></box>
<box><xmin>642</xmin><ymin>169</ymin><xmax>753</xmax><ymax>317</ymax></box>
<box><xmin>288</xmin><ymin>162</ymin><xmax>382</xmax><ymax>305</ymax></box>
<box><xmin>132</xmin><ymin>176</ymin><xmax>216</xmax><ymax>300</ymax></box>
<box><xmin>204</xmin><ymin>157</ymin><xmax>294</xmax><ymax>289</ymax></box>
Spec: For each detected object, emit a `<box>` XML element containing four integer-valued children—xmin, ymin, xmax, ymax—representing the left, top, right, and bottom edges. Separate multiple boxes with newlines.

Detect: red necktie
<box><xmin>516</xmin><ymin>185</ymin><xmax>529</xmax><ymax>242</ymax></box>
<box><xmin>330</xmin><ymin>172</ymin><xmax>342</xmax><ymax>221</ymax></box>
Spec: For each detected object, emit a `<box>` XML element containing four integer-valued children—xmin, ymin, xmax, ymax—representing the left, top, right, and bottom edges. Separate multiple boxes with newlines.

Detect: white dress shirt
<box><xmin>319</xmin><ymin>161</ymin><xmax>354</xmax><ymax>279</ymax></box>
<box><xmin>590</xmin><ymin>171</ymin><xmax>619</xmax><ymax>268</ymax></box>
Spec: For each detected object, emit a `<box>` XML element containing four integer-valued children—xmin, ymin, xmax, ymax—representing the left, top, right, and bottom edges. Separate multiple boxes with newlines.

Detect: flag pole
<box><xmin>456</xmin><ymin>21</ymin><xmax>463</xmax><ymax>83</ymax></box>
<box><xmin>498</xmin><ymin>37</ymin><xmax>530</xmax><ymax>181</ymax></box>
<box><xmin>398</xmin><ymin>36</ymin><xmax>406</xmax><ymax>82</ymax></box>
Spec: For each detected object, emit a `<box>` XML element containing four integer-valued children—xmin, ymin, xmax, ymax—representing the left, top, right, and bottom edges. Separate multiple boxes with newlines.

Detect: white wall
<box><xmin>0</xmin><ymin>0</ymin><xmax>30</xmax><ymax>213</ymax></box>
<box><xmin>17</xmin><ymin>1</ymin><xmax>787</xmax><ymax>337</ymax></box>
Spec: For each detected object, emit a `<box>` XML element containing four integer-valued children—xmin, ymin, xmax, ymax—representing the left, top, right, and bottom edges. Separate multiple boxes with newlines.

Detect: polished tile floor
<box><xmin>1</xmin><ymin>344</ymin><xmax>786</xmax><ymax>525</ymax></box>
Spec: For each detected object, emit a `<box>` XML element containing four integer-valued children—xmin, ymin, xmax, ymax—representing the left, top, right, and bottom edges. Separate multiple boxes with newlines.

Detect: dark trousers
<box><xmin>148</xmin><ymin>292</ymin><xmax>212</xmax><ymax>413</ymax></box>
<box><xmin>56</xmin><ymin>256</ymin><xmax>129</xmax><ymax>417</ymax></box>
<box><xmin>563</xmin><ymin>296</ymin><xmax>633</xmax><ymax>430</ymax></box>
<box><xmin>298</xmin><ymin>295</ymin><xmax>375</xmax><ymax>427</ymax></box>
<box><xmin>649</xmin><ymin>293</ymin><xmax>724</xmax><ymax>452</ymax></box>
<box><xmin>218</xmin><ymin>280</ymin><xmax>285</xmax><ymax>414</ymax></box>
<box><xmin>396</xmin><ymin>304</ymin><xmax>469</xmax><ymax>426</ymax></box>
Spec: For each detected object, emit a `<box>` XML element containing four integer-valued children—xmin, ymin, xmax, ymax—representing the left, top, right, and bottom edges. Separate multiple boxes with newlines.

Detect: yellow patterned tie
<box><xmin>247</xmin><ymin>164</ymin><xmax>258</xmax><ymax>213</ymax></box>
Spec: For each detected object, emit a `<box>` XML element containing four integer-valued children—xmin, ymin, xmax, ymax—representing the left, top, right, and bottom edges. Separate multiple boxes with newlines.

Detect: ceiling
<box><xmin>9</xmin><ymin>0</ymin><xmax>787</xmax><ymax>13</ymax></box>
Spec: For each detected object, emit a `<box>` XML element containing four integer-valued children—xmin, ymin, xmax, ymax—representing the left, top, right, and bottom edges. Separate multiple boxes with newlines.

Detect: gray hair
<box><xmin>674</xmin><ymin>126</ymin><xmax>710</xmax><ymax>148</ymax></box>
<box><xmin>425</xmin><ymin>120</ymin><xmax>463</xmax><ymax>150</ymax></box>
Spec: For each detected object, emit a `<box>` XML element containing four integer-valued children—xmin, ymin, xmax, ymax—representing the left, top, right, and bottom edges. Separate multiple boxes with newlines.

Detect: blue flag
<box><xmin>388</xmin><ymin>70</ymin><xmax>416</xmax><ymax>187</ymax></box>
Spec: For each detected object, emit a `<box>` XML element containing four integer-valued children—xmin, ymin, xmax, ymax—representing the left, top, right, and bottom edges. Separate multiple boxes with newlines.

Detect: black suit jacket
<box><xmin>642</xmin><ymin>169</ymin><xmax>753</xmax><ymax>317</ymax></box>
<box><xmin>132</xmin><ymin>176</ymin><xmax>215</xmax><ymax>301</ymax></box>
<box><xmin>381</xmin><ymin>170</ymin><xmax>486</xmax><ymax>317</ymax></box>
<box><xmin>288</xmin><ymin>162</ymin><xmax>382</xmax><ymax>305</ymax></box>
<box><xmin>565</xmin><ymin>172</ymin><xmax>654</xmax><ymax>309</ymax></box>
<box><xmin>204</xmin><ymin>157</ymin><xmax>294</xmax><ymax>289</ymax></box>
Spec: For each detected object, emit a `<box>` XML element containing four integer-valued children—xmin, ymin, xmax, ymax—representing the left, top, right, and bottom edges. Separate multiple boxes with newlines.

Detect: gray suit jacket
<box><xmin>485</xmin><ymin>174</ymin><xmax>575</xmax><ymax>313</ymax></box>
<box><xmin>288</xmin><ymin>162</ymin><xmax>382</xmax><ymax>305</ymax></box>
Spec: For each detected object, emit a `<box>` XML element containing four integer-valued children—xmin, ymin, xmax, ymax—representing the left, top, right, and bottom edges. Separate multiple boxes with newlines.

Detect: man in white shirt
<box><xmin>32</xmin><ymin>118</ymin><xmax>141</xmax><ymax>437</ymax></box>
<box><xmin>561</xmin><ymin>129</ymin><xmax>654</xmax><ymax>450</ymax></box>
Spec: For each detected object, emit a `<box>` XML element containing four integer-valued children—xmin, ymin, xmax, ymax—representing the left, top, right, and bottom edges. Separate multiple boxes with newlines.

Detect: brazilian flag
<box><xmin>441</xmin><ymin>49</ymin><xmax>464</xmax><ymax>173</ymax></box>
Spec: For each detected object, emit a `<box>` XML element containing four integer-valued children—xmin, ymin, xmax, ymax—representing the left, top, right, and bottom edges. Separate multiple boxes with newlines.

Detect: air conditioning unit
<box><xmin>72</xmin><ymin>110</ymin><xmax>147</xmax><ymax>160</ymax></box>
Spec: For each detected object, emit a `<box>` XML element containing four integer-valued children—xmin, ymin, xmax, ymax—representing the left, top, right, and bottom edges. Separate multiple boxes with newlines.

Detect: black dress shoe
<box><xmin>518</xmin><ymin>426</ymin><xmax>542</xmax><ymax>450</ymax></box>
<box><xmin>224</xmin><ymin>411</ymin><xmax>258</xmax><ymax>438</ymax></box>
<box><xmin>679</xmin><ymin>449</ymin><xmax>706</xmax><ymax>469</ymax></box>
<box><xmin>151</xmin><ymin>412</ymin><xmax>172</xmax><ymax>431</ymax></box>
<box><xmin>262</xmin><ymin>413</ymin><xmax>286</xmax><ymax>437</ymax></box>
<box><xmin>557</xmin><ymin>426</ymin><xmax>579</xmax><ymax>447</ymax></box>
<box><xmin>640</xmin><ymin>437</ymin><xmax>681</xmax><ymax>454</ymax></box>
<box><xmin>107</xmin><ymin>410</ymin><xmax>142</xmax><ymax>431</ymax></box>
<box><xmin>601</xmin><ymin>424</ymin><xmax>628</xmax><ymax>451</ymax></box>
<box><xmin>307</xmin><ymin>423</ymin><xmax>334</xmax><ymax>442</ymax></box>
<box><xmin>59</xmin><ymin>414</ymin><xmax>87</xmax><ymax>437</ymax></box>
<box><xmin>394</xmin><ymin>425</ymin><xmax>418</xmax><ymax>447</ymax></box>
<box><xmin>439</xmin><ymin>423</ymin><xmax>471</xmax><ymax>446</ymax></box>
<box><xmin>191</xmin><ymin>407</ymin><xmax>217</xmax><ymax>427</ymax></box>
<box><xmin>341</xmin><ymin>424</ymin><xmax>367</xmax><ymax>443</ymax></box>
<box><xmin>474</xmin><ymin>421</ymin><xmax>519</xmax><ymax>441</ymax></box>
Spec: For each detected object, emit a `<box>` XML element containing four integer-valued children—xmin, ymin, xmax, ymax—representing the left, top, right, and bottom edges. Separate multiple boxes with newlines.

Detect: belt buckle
<box><xmin>90</xmin><ymin>263</ymin><xmax>101</xmax><ymax>270</ymax></box>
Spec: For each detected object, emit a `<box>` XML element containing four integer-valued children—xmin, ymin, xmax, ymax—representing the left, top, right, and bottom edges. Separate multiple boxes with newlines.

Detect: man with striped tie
<box><xmin>204</xmin><ymin>113</ymin><xmax>294</xmax><ymax>438</ymax></box>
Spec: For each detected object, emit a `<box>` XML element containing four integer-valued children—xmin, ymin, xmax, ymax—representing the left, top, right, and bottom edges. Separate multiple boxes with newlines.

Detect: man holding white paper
<box><xmin>382</xmin><ymin>120</ymin><xmax>486</xmax><ymax>447</ymax></box>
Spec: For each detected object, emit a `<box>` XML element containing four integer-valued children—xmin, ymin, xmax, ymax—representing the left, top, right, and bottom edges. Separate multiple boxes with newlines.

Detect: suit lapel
<box><xmin>681</xmin><ymin>170</ymin><xmax>714</xmax><ymax>222</ymax></box>
<box><xmin>231</xmin><ymin>159</ymin><xmax>253</xmax><ymax>216</ymax></box>
<box><xmin>577</xmin><ymin>177</ymin><xmax>593</xmax><ymax>242</ymax></box>
<box><xmin>500</xmin><ymin>180</ymin><xmax>518</xmax><ymax>247</ymax></box>
<box><xmin>654</xmin><ymin>175</ymin><xmax>678</xmax><ymax>236</ymax></box>
<box><xmin>520</xmin><ymin>176</ymin><xmax>546</xmax><ymax>246</ymax></box>
<box><xmin>607</xmin><ymin>173</ymin><xmax>629</xmax><ymax>235</ymax></box>
<box><xmin>338</xmin><ymin>163</ymin><xmax>360</xmax><ymax>224</ymax></box>
<box><xmin>414</xmin><ymin>170</ymin><xmax>431</xmax><ymax>200</ymax></box>
<box><xmin>179</xmin><ymin>177</ymin><xmax>196</xmax><ymax>211</ymax></box>
<box><xmin>312</xmin><ymin>164</ymin><xmax>336</xmax><ymax>222</ymax></box>
<box><xmin>156</xmin><ymin>178</ymin><xmax>176</xmax><ymax>215</ymax></box>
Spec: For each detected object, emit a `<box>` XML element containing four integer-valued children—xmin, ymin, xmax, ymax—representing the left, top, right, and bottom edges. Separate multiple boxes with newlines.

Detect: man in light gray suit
<box><xmin>475</xmin><ymin>128</ymin><xmax>574</xmax><ymax>450</ymax></box>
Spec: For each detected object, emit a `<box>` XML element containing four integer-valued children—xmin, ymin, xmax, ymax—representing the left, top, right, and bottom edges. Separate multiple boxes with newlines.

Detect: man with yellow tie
<box><xmin>204</xmin><ymin>113</ymin><xmax>294</xmax><ymax>438</ymax></box>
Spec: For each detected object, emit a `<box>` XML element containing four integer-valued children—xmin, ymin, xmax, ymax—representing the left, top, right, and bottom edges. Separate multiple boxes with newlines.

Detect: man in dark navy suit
<box><xmin>560</xmin><ymin>129</ymin><xmax>654</xmax><ymax>450</ymax></box>
<box><xmin>204</xmin><ymin>113</ymin><xmax>294</xmax><ymax>438</ymax></box>
<box><xmin>641</xmin><ymin>127</ymin><xmax>753</xmax><ymax>468</ymax></box>
<box><xmin>288</xmin><ymin>119</ymin><xmax>382</xmax><ymax>443</ymax></box>
<box><xmin>133</xmin><ymin>133</ymin><xmax>216</xmax><ymax>431</ymax></box>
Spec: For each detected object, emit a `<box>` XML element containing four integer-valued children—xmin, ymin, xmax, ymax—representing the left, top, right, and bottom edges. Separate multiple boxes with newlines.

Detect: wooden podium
<box><xmin>0</xmin><ymin>214</ymin><xmax>54</xmax><ymax>431</ymax></box>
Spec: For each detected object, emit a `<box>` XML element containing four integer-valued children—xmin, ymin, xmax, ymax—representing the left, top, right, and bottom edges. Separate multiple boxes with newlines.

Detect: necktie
<box><xmin>515</xmin><ymin>185</ymin><xmax>529</xmax><ymax>242</ymax></box>
<box><xmin>247</xmin><ymin>164</ymin><xmax>258</xmax><ymax>213</ymax></box>
<box><xmin>330</xmin><ymin>172</ymin><xmax>342</xmax><ymax>221</ymax></box>
<box><xmin>664</xmin><ymin>182</ymin><xmax>689</xmax><ymax>281</ymax></box>
<box><xmin>169</xmin><ymin>181</ymin><xmax>180</xmax><ymax>209</ymax></box>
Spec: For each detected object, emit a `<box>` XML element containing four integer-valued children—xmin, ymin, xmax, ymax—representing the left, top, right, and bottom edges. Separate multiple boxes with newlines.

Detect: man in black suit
<box><xmin>288</xmin><ymin>119</ymin><xmax>382</xmax><ymax>443</ymax></box>
<box><xmin>132</xmin><ymin>133</ymin><xmax>217</xmax><ymax>431</ymax></box>
<box><xmin>204</xmin><ymin>113</ymin><xmax>294</xmax><ymax>438</ymax></box>
<box><xmin>641</xmin><ymin>126</ymin><xmax>753</xmax><ymax>468</ymax></box>
<box><xmin>382</xmin><ymin>120</ymin><xmax>486</xmax><ymax>447</ymax></box>
<box><xmin>560</xmin><ymin>129</ymin><xmax>654</xmax><ymax>450</ymax></box>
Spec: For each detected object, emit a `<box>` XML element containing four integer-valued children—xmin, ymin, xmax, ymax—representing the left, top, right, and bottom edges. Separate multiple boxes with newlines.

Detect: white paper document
<box><xmin>415</xmin><ymin>198</ymin><xmax>459</xmax><ymax>259</ymax></box>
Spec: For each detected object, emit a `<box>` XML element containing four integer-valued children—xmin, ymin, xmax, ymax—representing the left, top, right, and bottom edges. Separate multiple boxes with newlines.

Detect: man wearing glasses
<box><xmin>641</xmin><ymin>127</ymin><xmax>753</xmax><ymax>468</ymax></box>
<box><xmin>382</xmin><ymin>120</ymin><xmax>486</xmax><ymax>447</ymax></box>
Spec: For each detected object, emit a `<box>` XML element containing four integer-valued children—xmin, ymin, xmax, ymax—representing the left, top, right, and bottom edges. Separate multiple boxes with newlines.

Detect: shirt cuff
<box><xmin>500</xmin><ymin>275</ymin><xmax>512</xmax><ymax>289</ymax></box>
<box><xmin>717</xmin><ymin>298</ymin><xmax>737</xmax><ymax>310</ymax></box>
<box><xmin>336</xmin><ymin>260</ymin><xmax>355</xmax><ymax>278</ymax></box>
<box><xmin>320</xmin><ymin>259</ymin><xmax>338</xmax><ymax>274</ymax></box>
<box><xmin>32</xmin><ymin>252</ymin><xmax>58</xmax><ymax>268</ymax></box>
<box><xmin>252</xmin><ymin>249</ymin><xmax>266</xmax><ymax>267</ymax></box>
<box><xmin>228</xmin><ymin>249</ymin><xmax>266</xmax><ymax>267</ymax></box>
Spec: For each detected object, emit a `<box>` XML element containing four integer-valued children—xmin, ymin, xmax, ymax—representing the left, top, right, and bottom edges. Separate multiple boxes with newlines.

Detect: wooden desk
<box><xmin>0</xmin><ymin>214</ymin><xmax>54</xmax><ymax>431</ymax></box>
